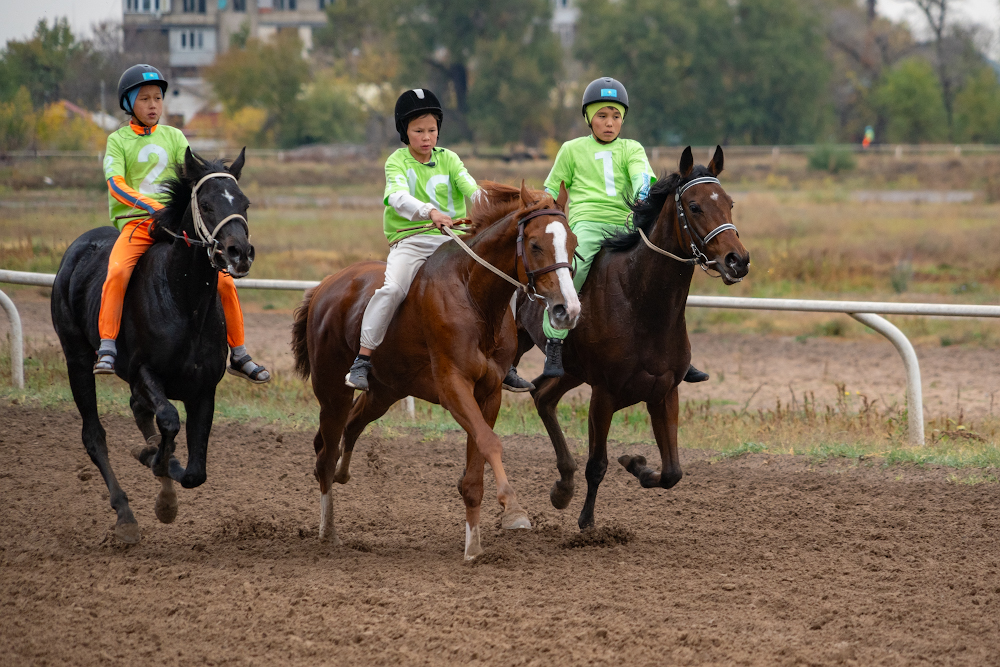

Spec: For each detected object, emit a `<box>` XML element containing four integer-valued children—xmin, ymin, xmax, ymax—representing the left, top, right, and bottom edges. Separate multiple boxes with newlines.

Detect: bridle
<box><xmin>441</xmin><ymin>205</ymin><xmax>572</xmax><ymax>301</ymax></box>
<box><xmin>636</xmin><ymin>175</ymin><xmax>741</xmax><ymax>280</ymax></box>
<box><xmin>161</xmin><ymin>172</ymin><xmax>250</xmax><ymax>272</ymax></box>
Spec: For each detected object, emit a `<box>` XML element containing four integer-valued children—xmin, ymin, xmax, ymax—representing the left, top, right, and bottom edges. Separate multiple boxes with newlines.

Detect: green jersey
<box><xmin>543</xmin><ymin>135</ymin><xmax>655</xmax><ymax>228</ymax></box>
<box><xmin>382</xmin><ymin>147</ymin><xmax>478</xmax><ymax>244</ymax></box>
<box><xmin>103</xmin><ymin>122</ymin><xmax>189</xmax><ymax>230</ymax></box>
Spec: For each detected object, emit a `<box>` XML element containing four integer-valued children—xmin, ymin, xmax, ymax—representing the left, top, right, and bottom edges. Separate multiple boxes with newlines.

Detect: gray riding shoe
<box><xmin>542</xmin><ymin>339</ymin><xmax>564</xmax><ymax>378</ymax></box>
<box><xmin>344</xmin><ymin>357</ymin><xmax>373</xmax><ymax>390</ymax></box>
<box><xmin>684</xmin><ymin>365</ymin><xmax>709</xmax><ymax>383</ymax></box>
<box><xmin>502</xmin><ymin>366</ymin><xmax>534</xmax><ymax>392</ymax></box>
<box><xmin>93</xmin><ymin>349</ymin><xmax>116</xmax><ymax>375</ymax></box>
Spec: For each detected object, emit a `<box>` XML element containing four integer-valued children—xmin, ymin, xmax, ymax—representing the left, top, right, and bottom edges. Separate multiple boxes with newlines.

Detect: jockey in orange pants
<box><xmin>94</xmin><ymin>64</ymin><xmax>269</xmax><ymax>383</ymax></box>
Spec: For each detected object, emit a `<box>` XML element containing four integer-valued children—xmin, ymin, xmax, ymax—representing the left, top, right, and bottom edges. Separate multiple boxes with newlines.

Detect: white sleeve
<box><xmin>388</xmin><ymin>191</ymin><xmax>434</xmax><ymax>221</ymax></box>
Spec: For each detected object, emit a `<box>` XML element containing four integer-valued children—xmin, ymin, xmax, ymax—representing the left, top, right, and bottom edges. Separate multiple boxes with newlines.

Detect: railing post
<box><xmin>849</xmin><ymin>313</ymin><xmax>923</xmax><ymax>445</ymax></box>
<box><xmin>0</xmin><ymin>289</ymin><xmax>24</xmax><ymax>389</ymax></box>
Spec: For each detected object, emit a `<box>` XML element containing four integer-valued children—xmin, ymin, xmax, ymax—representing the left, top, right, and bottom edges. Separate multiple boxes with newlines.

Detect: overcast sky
<box><xmin>1</xmin><ymin>0</ymin><xmax>999</xmax><ymax>52</ymax></box>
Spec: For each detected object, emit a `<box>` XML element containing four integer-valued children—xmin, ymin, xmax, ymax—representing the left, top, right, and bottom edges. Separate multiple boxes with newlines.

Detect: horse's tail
<box><xmin>291</xmin><ymin>287</ymin><xmax>313</xmax><ymax>379</ymax></box>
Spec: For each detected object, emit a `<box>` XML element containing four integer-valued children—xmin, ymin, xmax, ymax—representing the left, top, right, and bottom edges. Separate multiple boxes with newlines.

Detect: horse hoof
<box><xmin>332</xmin><ymin>471</ymin><xmax>351</xmax><ymax>485</ymax></box>
<box><xmin>550</xmin><ymin>481</ymin><xmax>574</xmax><ymax>510</ymax></box>
<box><xmin>618</xmin><ymin>454</ymin><xmax>647</xmax><ymax>476</ymax></box>
<box><xmin>320</xmin><ymin>533</ymin><xmax>342</xmax><ymax>547</ymax></box>
<box><xmin>115</xmin><ymin>521</ymin><xmax>141</xmax><ymax>544</ymax></box>
<box><xmin>154</xmin><ymin>478</ymin><xmax>178</xmax><ymax>524</ymax></box>
<box><xmin>502</xmin><ymin>512</ymin><xmax>532</xmax><ymax>530</ymax></box>
<box><xmin>131</xmin><ymin>445</ymin><xmax>158</xmax><ymax>467</ymax></box>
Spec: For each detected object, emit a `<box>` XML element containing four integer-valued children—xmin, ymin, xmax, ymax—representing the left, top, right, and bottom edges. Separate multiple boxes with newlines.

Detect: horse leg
<box><xmin>313</xmin><ymin>392</ymin><xmax>352</xmax><ymax>544</ymax></box>
<box><xmin>442</xmin><ymin>378</ymin><xmax>530</xmax><ymax>533</ymax></box>
<box><xmin>620</xmin><ymin>386</ymin><xmax>683</xmax><ymax>489</ymax></box>
<box><xmin>65</xmin><ymin>346</ymin><xmax>140</xmax><ymax>543</ymax></box>
<box><xmin>337</xmin><ymin>389</ymin><xmax>396</xmax><ymax>484</ymax></box>
<box><xmin>532</xmin><ymin>373</ymin><xmax>584</xmax><ymax>510</ymax></box>
<box><xmin>129</xmin><ymin>396</ymin><xmax>176</xmax><ymax>524</ymax></box>
<box><xmin>129</xmin><ymin>366</ymin><xmax>181</xmax><ymax>482</ymax></box>
<box><xmin>578</xmin><ymin>385</ymin><xmax>615</xmax><ymax>530</ymax></box>
<box><xmin>458</xmin><ymin>433</ymin><xmax>487</xmax><ymax>560</ymax></box>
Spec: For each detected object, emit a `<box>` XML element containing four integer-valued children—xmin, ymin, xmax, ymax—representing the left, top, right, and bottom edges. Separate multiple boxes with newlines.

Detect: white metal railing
<box><xmin>4</xmin><ymin>269</ymin><xmax>1000</xmax><ymax>444</ymax></box>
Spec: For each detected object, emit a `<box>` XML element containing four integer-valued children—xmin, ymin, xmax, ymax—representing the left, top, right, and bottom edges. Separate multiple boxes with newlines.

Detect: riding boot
<box><xmin>543</xmin><ymin>339</ymin><xmax>565</xmax><ymax>378</ymax></box>
<box><xmin>503</xmin><ymin>366</ymin><xmax>534</xmax><ymax>392</ymax></box>
<box><xmin>344</xmin><ymin>356</ymin><xmax>373</xmax><ymax>391</ymax></box>
<box><xmin>684</xmin><ymin>365</ymin><xmax>709</xmax><ymax>383</ymax></box>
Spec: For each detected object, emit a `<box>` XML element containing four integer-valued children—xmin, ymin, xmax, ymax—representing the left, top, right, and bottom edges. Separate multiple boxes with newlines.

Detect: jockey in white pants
<box><xmin>345</xmin><ymin>88</ymin><xmax>532</xmax><ymax>393</ymax></box>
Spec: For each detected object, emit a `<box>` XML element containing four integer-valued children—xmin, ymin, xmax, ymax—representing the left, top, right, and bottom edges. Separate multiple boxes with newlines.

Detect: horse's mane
<box><xmin>464</xmin><ymin>180</ymin><xmax>555</xmax><ymax>244</ymax></box>
<box><xmin>602</xmin><ymin>165</ymin><xmax>716</xmax><ymax>252</ymax></box>
<box><xmin>150</xmin><ymin>152</ymin><xmax>233</xmax><ymax>243</ymax></box>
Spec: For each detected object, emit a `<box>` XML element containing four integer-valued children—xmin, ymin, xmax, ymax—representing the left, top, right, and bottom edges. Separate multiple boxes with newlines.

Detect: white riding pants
<box><xmin>360</xmin><ymin>233</ymin><xmax>452</xmax><ymax>350</ymax></box>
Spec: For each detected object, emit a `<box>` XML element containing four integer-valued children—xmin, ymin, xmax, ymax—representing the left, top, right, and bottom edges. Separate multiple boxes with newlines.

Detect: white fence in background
<box><xmin>4</xmin><ymin>268</ymin><xmax>1000</xmax><ymax>445</ymax></box>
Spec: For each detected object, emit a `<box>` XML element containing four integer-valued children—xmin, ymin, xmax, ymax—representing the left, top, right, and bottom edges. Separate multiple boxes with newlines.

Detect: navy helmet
<box><xmin>117</xmin><ymin>64</ymin><xmax>168</xmax><ymax>113</ymax></box>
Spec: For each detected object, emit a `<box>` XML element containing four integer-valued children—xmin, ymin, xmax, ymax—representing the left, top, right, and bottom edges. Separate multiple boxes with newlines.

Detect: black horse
<box><xmin>515</xmin><ymin>147</ymin><xmax>751</xmax><ymax>531</ymax></box>
<box><xmin>51</xmin><ymin>148</ymin><xmax>253</xmax><ymax>544</ymax></box>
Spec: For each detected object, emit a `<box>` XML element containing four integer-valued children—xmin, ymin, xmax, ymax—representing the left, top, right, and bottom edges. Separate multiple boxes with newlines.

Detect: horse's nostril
<box><xmin>227</xmin><ymin>246</ymin><xmax>240</xmax><ymax>259</ymax></box>
<box><xmin>248</xmin><ymin>245</ymin><xmax>255</xmax><ymax>262</ymax></box>
<box><xmin>553</xmin><ymin>304</ymin><xmax>567</xmax><ymax>318</ymax></box>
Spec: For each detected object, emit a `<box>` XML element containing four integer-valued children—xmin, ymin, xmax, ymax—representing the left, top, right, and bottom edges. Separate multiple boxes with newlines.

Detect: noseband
<box><xmin>637</xmin><ymin>175</ymin><xmax>740</xmax><ymax>280</ymax></box>
<box><xmin>161</xmin><ymin>172</ymin><xmax>250</xmax><ymax>271</ymax></box>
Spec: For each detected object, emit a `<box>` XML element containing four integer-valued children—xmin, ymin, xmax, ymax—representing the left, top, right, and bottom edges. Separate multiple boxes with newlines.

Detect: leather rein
<box><xmin>636</xmin><ymin>175</ymin><xmax>740</xmax><ymax>280</ymax></box>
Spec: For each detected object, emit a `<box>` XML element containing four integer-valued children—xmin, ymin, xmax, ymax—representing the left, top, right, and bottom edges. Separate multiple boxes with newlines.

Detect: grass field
<box><xmin>2</xmin><ymin>152</ymin><xmax>1000</xmax><ymax>473</ymax></box>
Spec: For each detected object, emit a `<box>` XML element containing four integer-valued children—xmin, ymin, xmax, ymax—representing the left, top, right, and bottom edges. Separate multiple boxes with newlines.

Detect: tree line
<box><xmin>2</xmin><ymin>0</ymin><xmax>1000</xmax><ymax>149</ymax></box>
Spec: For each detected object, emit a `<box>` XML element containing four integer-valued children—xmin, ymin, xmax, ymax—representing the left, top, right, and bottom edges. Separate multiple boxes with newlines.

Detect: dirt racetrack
<box><xmin>2</xmin><ymin>404</ymin><xmax>999</xmax><ymax>666</ymax></box>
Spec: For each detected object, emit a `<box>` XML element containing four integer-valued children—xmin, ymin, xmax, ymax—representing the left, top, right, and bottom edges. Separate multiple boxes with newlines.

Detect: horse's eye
<box><xmin>689</xmin><ymin>203</ymin><xmax>701</xmax><ymax>213</ymax></box>
<box><xmin>530</xmin><ymin>242</ymin><xmax>543</xmax><ymax>254</ymax></box>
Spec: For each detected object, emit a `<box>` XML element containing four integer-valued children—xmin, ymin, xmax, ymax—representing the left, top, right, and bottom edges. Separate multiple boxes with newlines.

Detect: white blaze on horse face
<box><xmin>545</xmin><ymin>221</ymin><xmax>581</xmax><ymax>320</ymax></box>
<box><xmin>223</xmin><ymin>190</ymin><xmax>235</xmax><ymax>205</ymax></box>
<box><xmin>710</xmin><ymin>192</ymin><xmax>719</xmax><ymax>201</ymax></box>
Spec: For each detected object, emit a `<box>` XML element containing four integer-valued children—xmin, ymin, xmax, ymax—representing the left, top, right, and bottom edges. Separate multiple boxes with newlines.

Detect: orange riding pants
<box><xmin>98</xmin><ymin>218</ymin><xmax>245</xmax><ymax>347</ymax></box>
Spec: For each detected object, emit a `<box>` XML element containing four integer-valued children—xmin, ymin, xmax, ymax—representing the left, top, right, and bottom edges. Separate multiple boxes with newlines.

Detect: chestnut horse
<box><xmin>514</xmin><ymin>146</ymin><xmax>750</xmax><ymax>530</ymax></box>
<box><xmin>291</xmin><ymin>182</ymin><xmax>579</xmax><ymax>560</ymax></box>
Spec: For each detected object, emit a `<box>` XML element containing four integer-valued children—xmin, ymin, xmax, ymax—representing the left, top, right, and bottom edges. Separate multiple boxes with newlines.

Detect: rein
<box><xmin>161</xmin><ymin>172</ymin><xmax>250</xmax><ymax>271</ymax></box>
<box><xmin>411</xmin><ymin>205</ymin><xmax>571</xmax><ymax>300</ymax></box>
<box><xmin>638</xmin><ymin>175</ymin><xmax>740</xmax><ymax>280</ymax></box>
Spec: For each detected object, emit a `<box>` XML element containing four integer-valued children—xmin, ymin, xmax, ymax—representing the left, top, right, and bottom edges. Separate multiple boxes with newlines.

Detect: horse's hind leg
<box><xmin>313</xmin><ymin>386</ymin><xmax>354</xmax><ymax>544</ymax></box>
<box><xmin>337</xmin><ymin>388</ymin><xmax>396</xmax><ymax>484</ymax></box>
<box><xmin>578</xmin><ymin>385</ymin><xmax>615</xmax><ymax>531</ymax></box>
<box><xmin>65</xmin><ymin>345</ymin><xmax>140</xmax><ymax>543</ymax></box>
<box><xmin>532</xmin><ymin>373</ymin><xmax>584</xmax><ymax>510</ymax></box>
<box><xmin>129</xmin><ymin>397</ymin><xmax>177</xmax><ymax>524</ymax></box>
<box><xmin>620</xmin><ymin>386</ymin><xmax>683</xmax><ymax>489</ymax></box>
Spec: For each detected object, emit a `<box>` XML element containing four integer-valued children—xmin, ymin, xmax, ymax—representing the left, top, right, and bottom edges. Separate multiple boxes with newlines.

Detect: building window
<box><xmin>233</xmin><ymin>0</ymin><xmax>246</xmax><ymax>9</ymax></box>
<box><xmin>182</xmin><ymin>0</ymin><xmax>206</xmax><ymax>11</ymax></box>
<box><xmin>289</xmin><ymin>0</ymin><xmax>296</xmax><ymax>9</ymax></box>
<box><xmin>181</xmin><ymin>33</ymin><xmax>186</xmax><ymax>47</ymax></box>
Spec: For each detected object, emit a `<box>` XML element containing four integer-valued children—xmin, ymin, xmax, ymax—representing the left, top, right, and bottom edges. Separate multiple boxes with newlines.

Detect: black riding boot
<box><xmin>503</xmin><ymin>366</ymin><xmax>534</xmax><ymax>392</ymax></box>
<box><xmin>684</xmin><ymin>365</ymin><xmax>709</xmax><ymax>383</ymax></box>
<box><xmin>543</xmin><ymin>338</ymin><xmax>565</xmax><ymax>378</ymax></box>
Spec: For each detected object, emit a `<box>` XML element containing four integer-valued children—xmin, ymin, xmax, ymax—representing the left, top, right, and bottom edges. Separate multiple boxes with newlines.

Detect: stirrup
<box><xmin>227</xmin><ymin>353</ymin><xmax>270</xmax><ymax>384</ymax></box>
<box><xmin>93</xmin><ymin>350</ymin><xmax>116</xmax><ymax>375</ymax></box>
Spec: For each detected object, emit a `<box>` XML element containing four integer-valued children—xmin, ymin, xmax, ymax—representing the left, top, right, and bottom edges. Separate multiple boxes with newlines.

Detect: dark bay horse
<box><xmin>51</xmin><ymin>148</ymin><xmax>253</xmax><ymax>544</ymax></box>
<box><xmin>291</xmin><ymin>182</ymin><xmax>579</xmax><ymax>560</ymax></box>
<box><xmin>515</xmin><ymin>146</ymin><xmax>750</xmax><ymax>530</ymax></box>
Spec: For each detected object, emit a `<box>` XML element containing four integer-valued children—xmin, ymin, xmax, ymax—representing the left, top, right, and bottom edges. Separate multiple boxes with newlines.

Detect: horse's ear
<box><xmin>228</xmin><ymin>147</ymin><xmax>246</xmax><ymax>181</ymax></box>
<box><xmin>679</xmin><ymin>146</ymin><xmax>694</xmax><ymax>178</ymax></box>
<box><xmin>555</xmin><ymin>181</ymin><xmax>568</xmax><ymax>211</ymax></box>
<box><xmin>184</xmin><ymin>146</ymin><xmax>202</xmax><ymax>178</ymax></box>
<box><xmin>708</xmin><ymin>145</ymin><xmax>724</xmax><ymax>177</ymax></box>
<box><xmin>519</xmin><ymin>179</ymin><xmax>532</xmax><ymax>207</ymax></box>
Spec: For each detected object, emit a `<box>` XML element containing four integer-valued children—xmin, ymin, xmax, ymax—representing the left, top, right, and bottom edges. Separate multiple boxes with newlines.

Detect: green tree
<box><xmin>575</xmin><ymin>0</ymin><xmax>829</xmax><ymax>145</ymax></box>
<box><xmin>0</xmin><ymin>87</ymin><xmax>36</xmax><ymax>150</ymax></box>
<box><xmin>875</xmin><ymin>58</ymin><xmax>948</xmax><ymax>143</ymax></box>
<box><xmin>953</xmin><ymin>66</ymin><xmax>1000</xmax><ymax>143</ymax></box>
<box><xmin>0</xmin><ymin>19</ymin><xmax>84</xmax><ymax>107</ymax></box>
<box><xmin>392</xmin><ymin>0</ymin><xmax>562</xmax><ymax>143</ymax></box>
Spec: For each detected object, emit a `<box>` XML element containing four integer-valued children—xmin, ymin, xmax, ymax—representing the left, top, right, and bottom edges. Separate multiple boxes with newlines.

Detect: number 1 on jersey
<box><xmin>595</xmin><ymin>150</ymin><xmax>616</xmax><ymax>196</ymax></box>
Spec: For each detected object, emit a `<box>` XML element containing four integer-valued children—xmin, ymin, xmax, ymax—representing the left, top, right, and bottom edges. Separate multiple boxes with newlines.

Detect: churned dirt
<box><xmin>2</xmin><ymin>404</ymin><xmax>999</xmax><ymax>666</ymax></box>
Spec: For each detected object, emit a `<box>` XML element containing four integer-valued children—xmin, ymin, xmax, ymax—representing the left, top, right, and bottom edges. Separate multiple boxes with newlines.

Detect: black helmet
<box><xmin>581</xmin><ymin>77</ymin><xmax>629</xmax><ymax>119</ymax></box>
<box><xmin>117</xmin><ymin>64</ymin><xmax>168</xmax><ymax>113</ymax></box>
<box><xmin>394</xmin><ymin>88</ymin><xmax>443</xmax><ymax>143</ymax></box>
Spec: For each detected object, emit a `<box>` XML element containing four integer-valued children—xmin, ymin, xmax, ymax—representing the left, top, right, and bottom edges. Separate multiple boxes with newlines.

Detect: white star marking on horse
<box><xmin>223</xmin><ymin>190</ymin><xmax>235</xmax><ymax>205</ymax></box>
<box><xmin>710</xmin><ymin>192</ymin><xmax>719</xmax><ymax>201</ymax></box>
